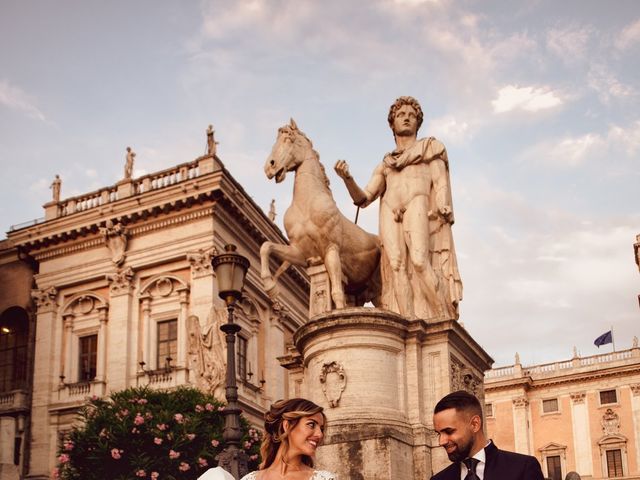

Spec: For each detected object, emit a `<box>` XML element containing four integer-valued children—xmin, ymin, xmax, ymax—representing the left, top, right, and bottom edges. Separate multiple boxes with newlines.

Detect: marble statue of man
<box><xmin>334</xmin><ymin>96</ymin><xmax>462</xmax><ymax>320</ymax></box>
<box><xmin>124</xmin><ymin>146</ymin><xmax>136</xmax><ymax>180</ymax></box>
<box><xmin>206</xmin><ymin>125</ymin><xmax>218</xmax><ymax>156</ymax></box>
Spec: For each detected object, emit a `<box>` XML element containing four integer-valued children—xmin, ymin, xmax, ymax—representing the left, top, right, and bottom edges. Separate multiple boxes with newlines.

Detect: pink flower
<box><xmin>134</xmin><ymin>413</ymin><xmax>145</xmax><ymax>425</ymax></box>
<box><xmin>205</xmin><ymin>403</ymin><xmax>214</xmax><ymax>411</ymax></box>
<box><xmin>111</xmin><ymin>448</ymin><xmax>123</xmax><ymax>460</ymax></box>
<box><xmin>198</xmin><ymin>457</ymin><xmax>208</xmax><ymax>467</ymax></box>
<box><xmin>154</xmin><ymin>437</ymin><xmax>163</xmax><ymax>445</ymax></box>
<box><xmin>63</xmin><ymin>439</ymin><xmax>74</xmax><ymax>451</ymax></box>
<box><xmin>99</xmin><ymin>428</ymin><xmax>108</xmax><ymax>438</ymax></box>
<box><xmin>218</xmin><ymin>406</ymin><xmax>225</xmax><ymax>411</ymax></box>
<box><xmin>250</xmin><ymin>454</ymin><xmax>258</xmax><ymax>461</ymax></box>
<box><xmin>179</xmin><ymin>462</ymin><xmax>191</xmax><ymax>472</ymax></box>
<box><xmin>57</xmin><ymin>453</ymin><xmax>70</xmax><ymax>464</ymax></box>
<box><xmin>186</xmin><ymin>433</ymin><xmax>196</xmax><ymax>441</ymax></box>
<box><xmin>156</xmin><ymin>423</ymin><xmax>167</xmax><ymax>431</ymax></box>
<box><xmin>174</xmin><ymin>413</ymin><xmax>184</xmax><ymax>423</ymax></box>
<box><xmin>119</xmin><ymin>409</ymin><xmax>129</xmax><ymax>417</ymax></box>
<box><xmin>145</xmin><ymin>412</ymin><xmax>153</xmax><ymax>420</ymax></box>
<box><xmin>151</xmin><ymin>472</ymin><xmax>159</xmax><ymax>480</ymax></box>
<box><xmin>195</xmin><ymin>404</ymin><xmax>204</xmax><ymax>412</ymax></box>
<box><xmin>52</xmin><ymin>467</ymin><xmax>60</xmax><ymax>479</ymax></box>
<box><xmin>138</xmin><ymin>398</ymin><xmax>148</xmax><ymax>405</ymax></box>
<box><xmin>211</xmin><ymin>439</ymin><xmax>220</xmax><ymax>447</ymax></box>
<box><xmin>136</xmin><ymin>469</ymin><xmax>146</xmax><ymax>477</ymax></box>
<box><xmin>244</xmin><ymin>441</ymin><xmax>252</xmax><ymax>449</ymax></box>
<box><xmin>131</xmin><ymin>427</ymin><xmax>139</xmax><ymax>434</ymax></box>
<box><xmin>169</xmin><ymin>449</ymin><xmax>180</xmax><ymax>459</ymax></box>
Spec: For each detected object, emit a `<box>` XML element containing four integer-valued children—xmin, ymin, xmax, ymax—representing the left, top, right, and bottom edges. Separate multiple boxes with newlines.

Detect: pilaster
<box><xmin>512</xmin><ymin>396</ymin><xmax>531</xmax><ymax>455</ymax></box>
<box><xmin>107</xmin><ymin>269</ymin><xmax>135</xmax><ymax>391</ymax></box>
<box><xmin>27</xmin><ymin>287</ymin><xmax>59</xmax><ymax>479</ymax></box>
<box><xmin>570</xmin><ymin>391</ymin><xmax>592</xmax><ymax>476</ymax></box>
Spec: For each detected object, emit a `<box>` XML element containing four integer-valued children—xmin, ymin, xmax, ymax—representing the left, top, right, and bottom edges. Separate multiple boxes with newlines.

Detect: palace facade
<box><xmin>485</xmin><ymin>345</ymin><xmax>640</xmax><ymax>480</ymax></box>
<box><xmin>0</xmin><ymin>146</ymin><xmax>309</xmax><ymax>479</ymax></box>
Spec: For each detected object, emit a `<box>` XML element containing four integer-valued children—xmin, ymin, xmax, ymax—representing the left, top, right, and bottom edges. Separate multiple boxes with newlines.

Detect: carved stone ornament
<box><xmin>320</xmin><ymin>361</ymin><xmax>347</xmax><ymax>408</ymax></box>
<box><xmin>100</xmin><ymin>220</ymin><xmax>128</xmax><ymax>266</ymax></box>
<box><xmin>31</xmin><ymin>286</ymin><xmax>58</xmax><ymax>311</ymax></box>
<box><xmin>602</xmin><ymin>408</ymin><xmax>620</xmax><ymax>435</ymax></box>
<box><xmin>187</xmin><ymin>247</ymin><xmax>218</xmax><ymax>279</ymax></box>
<box><xmin>570</xmin><ymin>392</ymin><xmax>586</xmax><ymax>404</ymax></box>
<box><xmin>450</xmin><ymin>357</ymin><xmax>481</xmax><ymax>395</ymax></box>
<box><xmin>107</xmin><ymin>267</ymin><xmax>135</xmax><ymax>295</ymax></box>
<box><xmin>630</xmin><ymin>384</ymin><xmax>640</xmax><ymax>396</ymax></box>
<box><xmin>513</xmin><ymin>397</ymin><xmax>529</xmax><ymax>408</ymax></box>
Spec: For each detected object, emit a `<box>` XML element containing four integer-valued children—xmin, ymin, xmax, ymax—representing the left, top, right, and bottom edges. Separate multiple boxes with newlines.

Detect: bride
<box><xmin>241</xmin><ymin>398</ymin><xmax>336</xmax><ymax>480</ymax></box>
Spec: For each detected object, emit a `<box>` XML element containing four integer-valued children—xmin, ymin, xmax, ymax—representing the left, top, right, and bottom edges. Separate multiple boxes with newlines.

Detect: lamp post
<box><xmin>212</xmin><ymin>244</ymin><xmax>250</xmax><ymax>479</ymax></box>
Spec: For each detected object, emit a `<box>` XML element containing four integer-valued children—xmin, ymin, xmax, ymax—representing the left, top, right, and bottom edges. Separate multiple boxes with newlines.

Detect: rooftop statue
<box><xmin>334</xmin><ymin>96</ymin><xmax>462</xmax><ymax>320</ymax></box>
<box><xmin>261</xmin><ymin>119</ymin><xmax>381</xmax><ymax>310</ymax></box>
<box><xmin>124</xmin><ymin>146</ymin><xmax>136</xmax><ymax>180</ymax></box>
<box><xmin>50</xmin><ymin>174</ymin><xmax>61</xmax><ymax>202</ymax></box>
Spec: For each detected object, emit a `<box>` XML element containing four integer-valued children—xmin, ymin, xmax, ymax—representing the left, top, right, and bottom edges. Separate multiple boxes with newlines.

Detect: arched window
<box><xmin>0</xmin><ymin>307</ymin><xmax>29</xmax><ymax>392</ymax></box>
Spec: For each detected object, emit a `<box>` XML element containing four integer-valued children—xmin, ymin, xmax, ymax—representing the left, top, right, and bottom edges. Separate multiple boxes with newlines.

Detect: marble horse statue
<box><xmin>261</xmin><ymin>119</ymin><xmax>381</xmax><ymax>309</ymax></box>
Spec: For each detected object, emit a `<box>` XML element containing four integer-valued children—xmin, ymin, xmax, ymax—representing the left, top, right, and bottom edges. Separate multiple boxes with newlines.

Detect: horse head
<box><xmin>265</xmin><ymin>118</ymin><xmax>310</xmax><ymax>183</ymax></box>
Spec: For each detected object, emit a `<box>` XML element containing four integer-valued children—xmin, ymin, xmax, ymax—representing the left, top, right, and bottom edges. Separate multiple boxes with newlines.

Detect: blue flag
<box><xmin>594</xmin><ymin>330</ymin><xmax>613</xmax><ymax>347</ymax></box>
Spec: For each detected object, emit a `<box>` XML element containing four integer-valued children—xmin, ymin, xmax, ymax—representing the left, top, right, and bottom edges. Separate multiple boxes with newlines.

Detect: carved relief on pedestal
<box><xmin>31</xmin><ymin>286</ymin><xmax>58</xmax><ymax>312</ymax></box>
<box><xmin>450</xmin><ymin>356</ymin><xmax>481</xmax><ymax>395</ymax></box>
<box><xmin>100</xmin><ymin>220</ymin><xmax>128</xmax><ymax>266</ymax></box>
<box><xmin>570</xmin><ymin>392</ymin><xmax>586</xmax><ymax>404</ymax></box>
<box><xmin>320</xmin><ymin>361</ymin><xmax>347</xmax><ymax>408</ymax></box>
<box><xmin>107</xmin><ymin>267</ymin><xmax>135</xmax><ymax>295</ymax></box>
<box><xmin>630</xmin><ymin>384</ymin><xmax>640</xmax><ymax>396</ymax></box>
<box><xmin>187</xmin><ymin>247</ymin><xmax>218</xmax><ymax>279</ymax></box>
<box><xmin>602</xmin><ymin>408</ymin><xmax>620</xmax><ymax>435</ymax></box>
<box><xmin>513</xmin><ymin>397</ymin><xmax>529</xmax><ymax>408</ymax></box>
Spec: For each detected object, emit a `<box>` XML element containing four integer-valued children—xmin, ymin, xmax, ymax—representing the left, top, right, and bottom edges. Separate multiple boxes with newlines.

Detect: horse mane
<box><xmin>282</xmin><ymin>125</ymin><xmax>331</xmax><ymax>190</ymax></box>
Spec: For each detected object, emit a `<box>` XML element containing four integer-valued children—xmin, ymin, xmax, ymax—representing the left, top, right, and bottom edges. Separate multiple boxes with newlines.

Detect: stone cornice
<box><xmin>485</xmin><ymin>363</ymin><xmax>640</xmax><ymax>392</ymax></box>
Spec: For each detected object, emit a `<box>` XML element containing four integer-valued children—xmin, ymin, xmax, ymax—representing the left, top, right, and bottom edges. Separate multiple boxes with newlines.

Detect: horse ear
<box><xmin>290</xmin><ymin>118</ymin><xmax>298</xmax><ymax>130</ymax></box>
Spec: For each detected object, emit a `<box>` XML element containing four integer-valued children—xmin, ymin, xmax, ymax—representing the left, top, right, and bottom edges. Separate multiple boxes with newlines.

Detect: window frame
<box><xmin>78</xmin><ymin>334</ymin><xmax>98</xmax><ymax>382</ymax></box>
<box><xmin>156</xmin><ymin>319</ymin><xmax>178</xmax><ymax>370</ymax></box>
<box><xmin>600</xmin><ymin>389</ymin><xmax>618</xmax><ymax>406</ymax></box>
<box><xmin>542</xmin><ymin>397</ymin><xmax>560</xmax><ymax>414</ymax></box>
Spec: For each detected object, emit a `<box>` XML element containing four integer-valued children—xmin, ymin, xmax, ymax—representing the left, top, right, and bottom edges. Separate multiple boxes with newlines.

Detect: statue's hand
<box><xmin>334</xmin><ymin>160</ymin><xmax>352</xmax><ymax>180</ymax></box>
<box><xmin>439</xmin><ymin>205</ymin><xmax>452</xmax><ymax>221</ymax></box>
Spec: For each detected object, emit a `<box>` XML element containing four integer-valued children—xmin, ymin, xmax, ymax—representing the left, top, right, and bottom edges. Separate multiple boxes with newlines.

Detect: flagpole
<box><xmin>611</xmin><ymin>325</ymin><xmax>616</xmax><ymax>352</ymax></box>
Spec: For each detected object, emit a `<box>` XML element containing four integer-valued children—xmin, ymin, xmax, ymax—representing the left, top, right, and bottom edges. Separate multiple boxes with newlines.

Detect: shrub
<box><xmin>54</xmin><ymin>386</ymin><xmax>262</xmax><ymax>480</ymax></box>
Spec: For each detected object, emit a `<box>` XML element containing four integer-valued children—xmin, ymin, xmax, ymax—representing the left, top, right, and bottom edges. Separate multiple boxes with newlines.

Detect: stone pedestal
<box><xmin>280</xmin><ymin>308</ymin><xmax>493</xmax><ymax>480</ymax></box>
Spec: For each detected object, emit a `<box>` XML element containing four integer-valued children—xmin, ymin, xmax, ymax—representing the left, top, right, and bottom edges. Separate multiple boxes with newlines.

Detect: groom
<box><xmin>431</xmin><ymin>390</ymin><xmax>544</xmax><ymax>480</ymax></box>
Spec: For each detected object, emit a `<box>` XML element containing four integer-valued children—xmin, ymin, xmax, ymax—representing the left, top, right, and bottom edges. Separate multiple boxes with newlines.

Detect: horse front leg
<box><xmin>260</xmin><ymin>242</ymin><xmax>307</xmax><ymax>299</ymax></box>
<box><xmin>325</xmin><ymin>244</ymin><xmax>346</xmax><ymax>309</ymax></box>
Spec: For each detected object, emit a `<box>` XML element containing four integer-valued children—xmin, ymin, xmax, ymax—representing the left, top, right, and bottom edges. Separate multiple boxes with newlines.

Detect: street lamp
<box><xmin>212</xmin><ymin>244</ymin><xmax>250</xmax><ymax>479</ymax></box>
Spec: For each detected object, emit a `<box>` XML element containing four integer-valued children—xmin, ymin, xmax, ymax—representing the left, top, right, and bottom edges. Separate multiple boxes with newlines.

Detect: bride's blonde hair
<box><xmin>259</xmin><ymin>398</ymin><xmax>325</xmax><ymax>469</ymax></box>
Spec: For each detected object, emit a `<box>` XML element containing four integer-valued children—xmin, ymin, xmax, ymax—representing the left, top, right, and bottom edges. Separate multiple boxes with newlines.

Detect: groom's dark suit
<box><xmin>431</xmin><ymin>441</ymin><xmax>544</xmax><ymax>480</ymax></box>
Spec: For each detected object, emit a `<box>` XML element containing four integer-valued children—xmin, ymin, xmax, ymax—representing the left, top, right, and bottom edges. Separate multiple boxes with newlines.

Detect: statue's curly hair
<box><xmin>259</xmin><ymin>398</ymin><xmax>326</xmax><ymax>470</ymax></box>
<box><xmin>387</xmin><ymin>96</ymin><xmax>424</xmax><ymax>132</ymax></box>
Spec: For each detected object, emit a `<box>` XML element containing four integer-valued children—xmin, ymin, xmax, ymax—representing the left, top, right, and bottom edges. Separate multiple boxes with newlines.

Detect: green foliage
<box><xmin>54</xmin><ymin>386</ymin><xmax>262</xmax><ymax>480</ymax></box>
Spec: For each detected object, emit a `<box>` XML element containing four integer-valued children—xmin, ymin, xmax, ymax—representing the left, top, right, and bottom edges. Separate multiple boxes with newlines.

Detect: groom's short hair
<box><xmin>434</xmin><ymin>390</ymin><xmax>483</xmax><ymax>423</ymax></box>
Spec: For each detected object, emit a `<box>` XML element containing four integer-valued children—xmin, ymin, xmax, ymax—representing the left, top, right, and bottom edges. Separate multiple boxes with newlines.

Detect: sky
<box><xmin>0</xmin><ymin>0</ymin><xmax>638</xmax><ymax>367</ymax></box>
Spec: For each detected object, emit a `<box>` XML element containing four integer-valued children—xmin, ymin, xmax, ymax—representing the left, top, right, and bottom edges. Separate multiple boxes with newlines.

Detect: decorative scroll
<box><xmin>107</xmin><ymin>267</ymin><xmax>135</xmax><ymax>295</ymax></box>
<box><xmin>31</xmin><ymin>286</ymin><xmax>58</xmax><ymax>311</ymax></box>
<box><xmin>187</xmin><ymin>247</ymin><xmax>218</xmax><ymax>279</ymax></box>
<box><xmin>450</xmin><ymin>356</ymin><xmax>481</xmax><ymax>395</ymax></box>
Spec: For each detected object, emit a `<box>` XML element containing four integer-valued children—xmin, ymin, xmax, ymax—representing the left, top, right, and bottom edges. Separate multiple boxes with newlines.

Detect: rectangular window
<box><xmin>237</xmin><ymin>335</ymin><xmax>247</xmax><ymax>380</ymax></box>
<box><xmin>606</xmin><ymin>449</ymin><xmax>624</xmax><ymax>477</ymax></box>
<box><xmin>79</xmin><ymin>335</ymin><xmax>98</xmax><ymax>382</ymax></box>
<box><xmin>157</xmin><ymin>320</ymin><xmax>177</xmax><ymax>369</ymax></box>
<box><xmin>547</xmin><ymin>455</ymin><xmax>562</xmax><ymax>480</ymax></box>
<box><xmin>600</xmin><ymin>389</ymin><xmax>618</xmax><ymax>405</ymax></box>
<box><xmin>542</xmin><ymin>398</ymin><xmax>559</xmax><ymax>413</ymax></box>
<box><xmin>485</xmin><ymin>403</ymin><xmax>493</xmax><ymax>417</ymax></box>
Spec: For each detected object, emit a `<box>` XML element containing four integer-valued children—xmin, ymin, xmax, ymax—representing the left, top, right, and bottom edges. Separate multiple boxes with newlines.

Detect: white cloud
<box><xmin>615</xmin><ymin>18</ymin><xmax>640</xmax><ymax>50</ymax></box>
<box><xmin>519</xmin><ymin>122</ymin><xmax>640</xmax><ymax>168</ymax></box>
<box><xmin>428</xmin><ymin>115</ymin><xmax>471</xmax><ymax>145</ymax></box>
<box><xmin>546</xmin><ymin>24</ymin><xmax>592</xmax><ymax>62</ymax></box>
<box><xmin>492</xmin><ymin>85</ymin><xmax>564</xmax><ymax>114</ymax></box>
<box><xmin>0</xmin><ymin>79</ymin><xmax>46</xmax><ymax>121</ymax></box>
<box><xmin>588</xmin><ymin>64</ymin><xmax>635</xmax><ymax>104</ymax></box>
